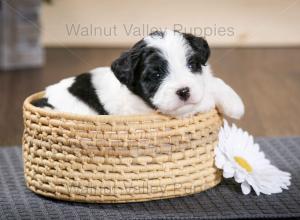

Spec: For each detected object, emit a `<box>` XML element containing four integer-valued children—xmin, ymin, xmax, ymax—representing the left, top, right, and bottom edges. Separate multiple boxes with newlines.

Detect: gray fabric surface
<box><xmin>0</xmin><ymin>137</ymin><xmax>299</xmax><ymax>220</ymax></box>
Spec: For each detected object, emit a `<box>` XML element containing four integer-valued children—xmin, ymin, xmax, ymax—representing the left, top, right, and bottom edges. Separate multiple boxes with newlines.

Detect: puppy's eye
<box><xmin>187</xmin><ymin>63</ymin><xmax>194</xmax><ymax>70</ymax></box>
<box><xmin>145</xmin><ymin>71</ymin><xmax>162</xmax><ymax>82</ymax></box>
<box><xmin>187</xmin><ymin>58</ymin><xmax>201</xmax><ymax>73</ymax></box>
<box><xmin>151</xmin><ymin>71</ymin><xmax>161</xmax><ymax>79</ymax></box>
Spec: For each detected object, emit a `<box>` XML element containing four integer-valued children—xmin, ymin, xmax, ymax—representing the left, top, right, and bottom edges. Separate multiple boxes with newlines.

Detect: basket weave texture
<box><xmin>23</xmin><ymin>92</ymin><xmax>223</xmax><ymax>203</ymax></box>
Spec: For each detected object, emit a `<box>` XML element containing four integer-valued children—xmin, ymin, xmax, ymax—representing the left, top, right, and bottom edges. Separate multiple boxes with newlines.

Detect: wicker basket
<box><xmin>22</xmin><ymin>92</ymin><xmax>223</xmax><ymax>203</ymax></box>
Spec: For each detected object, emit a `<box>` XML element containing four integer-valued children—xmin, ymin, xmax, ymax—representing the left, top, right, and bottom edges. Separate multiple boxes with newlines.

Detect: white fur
<box><xmin>210</xmin><ymin>77</ymin><xmax>245</xmax><ymax>119</ymax></box>
<box><xmin>45</xmin><ymin>67</ymin><xmax>154</xmax><ymax>116</ymax></box>
<box><xmin>44</xmin><ymin>30</ymin><xmax>244</xmax><ymax>119</ymax></box>
<box><xmin>45</xmin><ymin>77</ymin><xmax>98</xmax><ymax>115</ymax></box>
<box><xmin>91</xmin><ymin>67</ymin><xmax>154</xmax><ymax>115</ymax></box>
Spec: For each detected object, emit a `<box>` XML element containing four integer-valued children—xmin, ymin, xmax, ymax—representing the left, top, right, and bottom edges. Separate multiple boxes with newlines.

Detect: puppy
<box><xmin>34</xmin><ymin>30</ymin><xmax>244</xmax><ymax>119</ymax></box>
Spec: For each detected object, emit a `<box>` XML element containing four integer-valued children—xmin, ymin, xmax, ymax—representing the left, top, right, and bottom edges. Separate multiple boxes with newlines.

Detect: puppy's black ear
<box><xmin>111</xmin><ymin>40</ymin><xmax>145</xmax><ymax>86</ymax></box>
<box><xmin>183</xmin><ymin>33</ymin><xmax>210</xmax><ymax>64</ymax></box>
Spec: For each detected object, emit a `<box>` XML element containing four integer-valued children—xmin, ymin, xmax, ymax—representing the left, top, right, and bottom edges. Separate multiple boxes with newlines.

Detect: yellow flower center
<box><xmin>234</xmin><ymin>156</ymin><xmax>253</xmax><ymax>173</ymax></box>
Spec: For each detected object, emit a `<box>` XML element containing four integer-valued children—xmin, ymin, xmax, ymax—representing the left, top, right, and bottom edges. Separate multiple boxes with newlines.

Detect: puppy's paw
<box><xmin>212</xmin><ymin>78</ymin><xmax>245</xmax><ymax>119</ymax></box>
<box><xmin>220</xmin><ymin>94</ymin><xmax>245</xmax><ymax>119</ymax></box>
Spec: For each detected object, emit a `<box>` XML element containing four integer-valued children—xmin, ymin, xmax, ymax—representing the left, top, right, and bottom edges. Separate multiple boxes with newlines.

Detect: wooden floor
<box><xmin>0</xmin><ymin>48</ymin><xmax>300</xmax><ymax>146</ymax></box>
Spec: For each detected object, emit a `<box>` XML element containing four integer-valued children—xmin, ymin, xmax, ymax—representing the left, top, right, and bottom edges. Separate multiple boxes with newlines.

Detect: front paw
<box><xmin>211</xmin><ymin>78</ymin><xmax>245</xmax><ymax>119</ymax></box>
<box><xmin>221</xmin><ymin>95</ymin><xmax>245</xmax><ymax>119</ymax></box>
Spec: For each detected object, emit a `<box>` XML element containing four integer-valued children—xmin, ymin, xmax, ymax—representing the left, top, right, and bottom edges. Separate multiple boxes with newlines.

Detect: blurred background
<box><xmin>0</xmin><ymin>0</ymin><xmax>300</xmax><ymax>145</ymax></box>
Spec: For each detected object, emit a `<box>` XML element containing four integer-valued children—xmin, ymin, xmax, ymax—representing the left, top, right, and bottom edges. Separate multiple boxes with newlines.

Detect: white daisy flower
<box><xmin>215</xmin><ymin>120</ymin><xmax>291</xmax><ymax>195</ymax></box>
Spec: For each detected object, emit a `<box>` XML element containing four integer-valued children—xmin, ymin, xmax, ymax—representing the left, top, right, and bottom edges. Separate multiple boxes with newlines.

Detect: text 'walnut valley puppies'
<box><xmin>33</xmin><ymin>30</ymin><xmax>244</xmax><ymax>119</ymax></box>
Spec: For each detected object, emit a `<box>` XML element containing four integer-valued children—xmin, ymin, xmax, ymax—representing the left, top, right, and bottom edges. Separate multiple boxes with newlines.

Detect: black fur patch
<box><xmin>68</xmin><ymin>73</ymin><xmax>108</xmax><ymax>115</ymax></box>
<box><xmin>111</xmin><ymin>40</ymin><xmax>168</xmax><ymax>109</ymax></box>
<box><xmin>183</xmin><ymin>33</ymin><xmax>210</xmax><ymax>73</ymax></box>
<box><xmin>134</xmin><ymin>47</ymin><xmax>168</xmax><ymax>105</ymax></box>
<box><xmin>32</xmin><ymin>98</ymin><xmax>54</xmax><ymax>109</ymax></box>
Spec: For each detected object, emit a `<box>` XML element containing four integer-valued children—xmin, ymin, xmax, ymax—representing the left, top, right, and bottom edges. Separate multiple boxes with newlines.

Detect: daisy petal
<box><xmin>223</xmin><ymin>163</ymin><xmax>235</xmax><ymax>178</ymax></box>
<box><xmin>241</xmin><ymin>181</ymin><xmax>251</xmax><ymax>195</ymax></box>
<box><xmin>215</xmin><ymin>150</ymin><xmax>226</xmax><ymax>169</ymax></box>
<box><xmin>234</xmin><ymin>172</ymin><xmax>246</xmax><ymax>183</ymax></box>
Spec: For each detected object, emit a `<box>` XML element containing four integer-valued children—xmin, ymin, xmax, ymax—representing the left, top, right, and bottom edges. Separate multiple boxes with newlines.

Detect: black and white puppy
<box><xmin>35</xmin><ymin>30</ymin><xmax>244</xmax><ymax>118</ymax></box>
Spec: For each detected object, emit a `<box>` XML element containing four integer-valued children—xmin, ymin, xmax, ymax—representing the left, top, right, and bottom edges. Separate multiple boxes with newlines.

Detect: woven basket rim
<box><xmin>24</xmin><ymin>92</ymin><xmax>219</xmax><ymax>122</ymax></box>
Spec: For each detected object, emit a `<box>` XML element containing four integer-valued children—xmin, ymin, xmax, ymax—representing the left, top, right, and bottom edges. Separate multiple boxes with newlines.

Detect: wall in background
<box><xmin>41</xmin><ymin>0</ymin><xmax>300</xmax><ymax>47</ymax></box>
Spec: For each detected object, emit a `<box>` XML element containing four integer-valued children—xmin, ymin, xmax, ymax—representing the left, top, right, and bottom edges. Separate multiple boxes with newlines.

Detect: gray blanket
<box><xmin>0</xmin><ymin>137</ymin><xmax>299</xmax><ymax>220</ymax></box>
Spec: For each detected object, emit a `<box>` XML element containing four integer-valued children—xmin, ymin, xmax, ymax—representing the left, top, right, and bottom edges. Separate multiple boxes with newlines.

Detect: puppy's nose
<box><xmin>176</xmin><ymin>87</ymin><xmax>190</xmax><ymax>101</ymax></box>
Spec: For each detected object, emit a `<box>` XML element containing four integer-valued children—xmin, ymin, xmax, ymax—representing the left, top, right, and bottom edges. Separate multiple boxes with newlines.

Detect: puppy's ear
<box><xmin>183</xmin><ymin>33</ymin><xmax>210</xmax><ymax>64</ymax></box>
<box><xmin>111</xmin><ymin>40</ymin><xmax>145</xmax><ymax>86</ymax></box>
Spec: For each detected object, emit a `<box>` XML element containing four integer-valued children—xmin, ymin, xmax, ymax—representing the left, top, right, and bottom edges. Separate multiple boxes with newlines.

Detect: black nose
<box><xmin>176</xmin><ymin>87</ymin><xmax>190</xmax><ymax>101</ymax></box>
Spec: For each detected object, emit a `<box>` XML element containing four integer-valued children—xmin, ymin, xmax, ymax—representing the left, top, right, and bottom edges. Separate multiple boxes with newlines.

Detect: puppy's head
<box><xmin>111</xmin><ymin>30</ymin><xmax>211</xmax><ymax>116</ymax></box>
